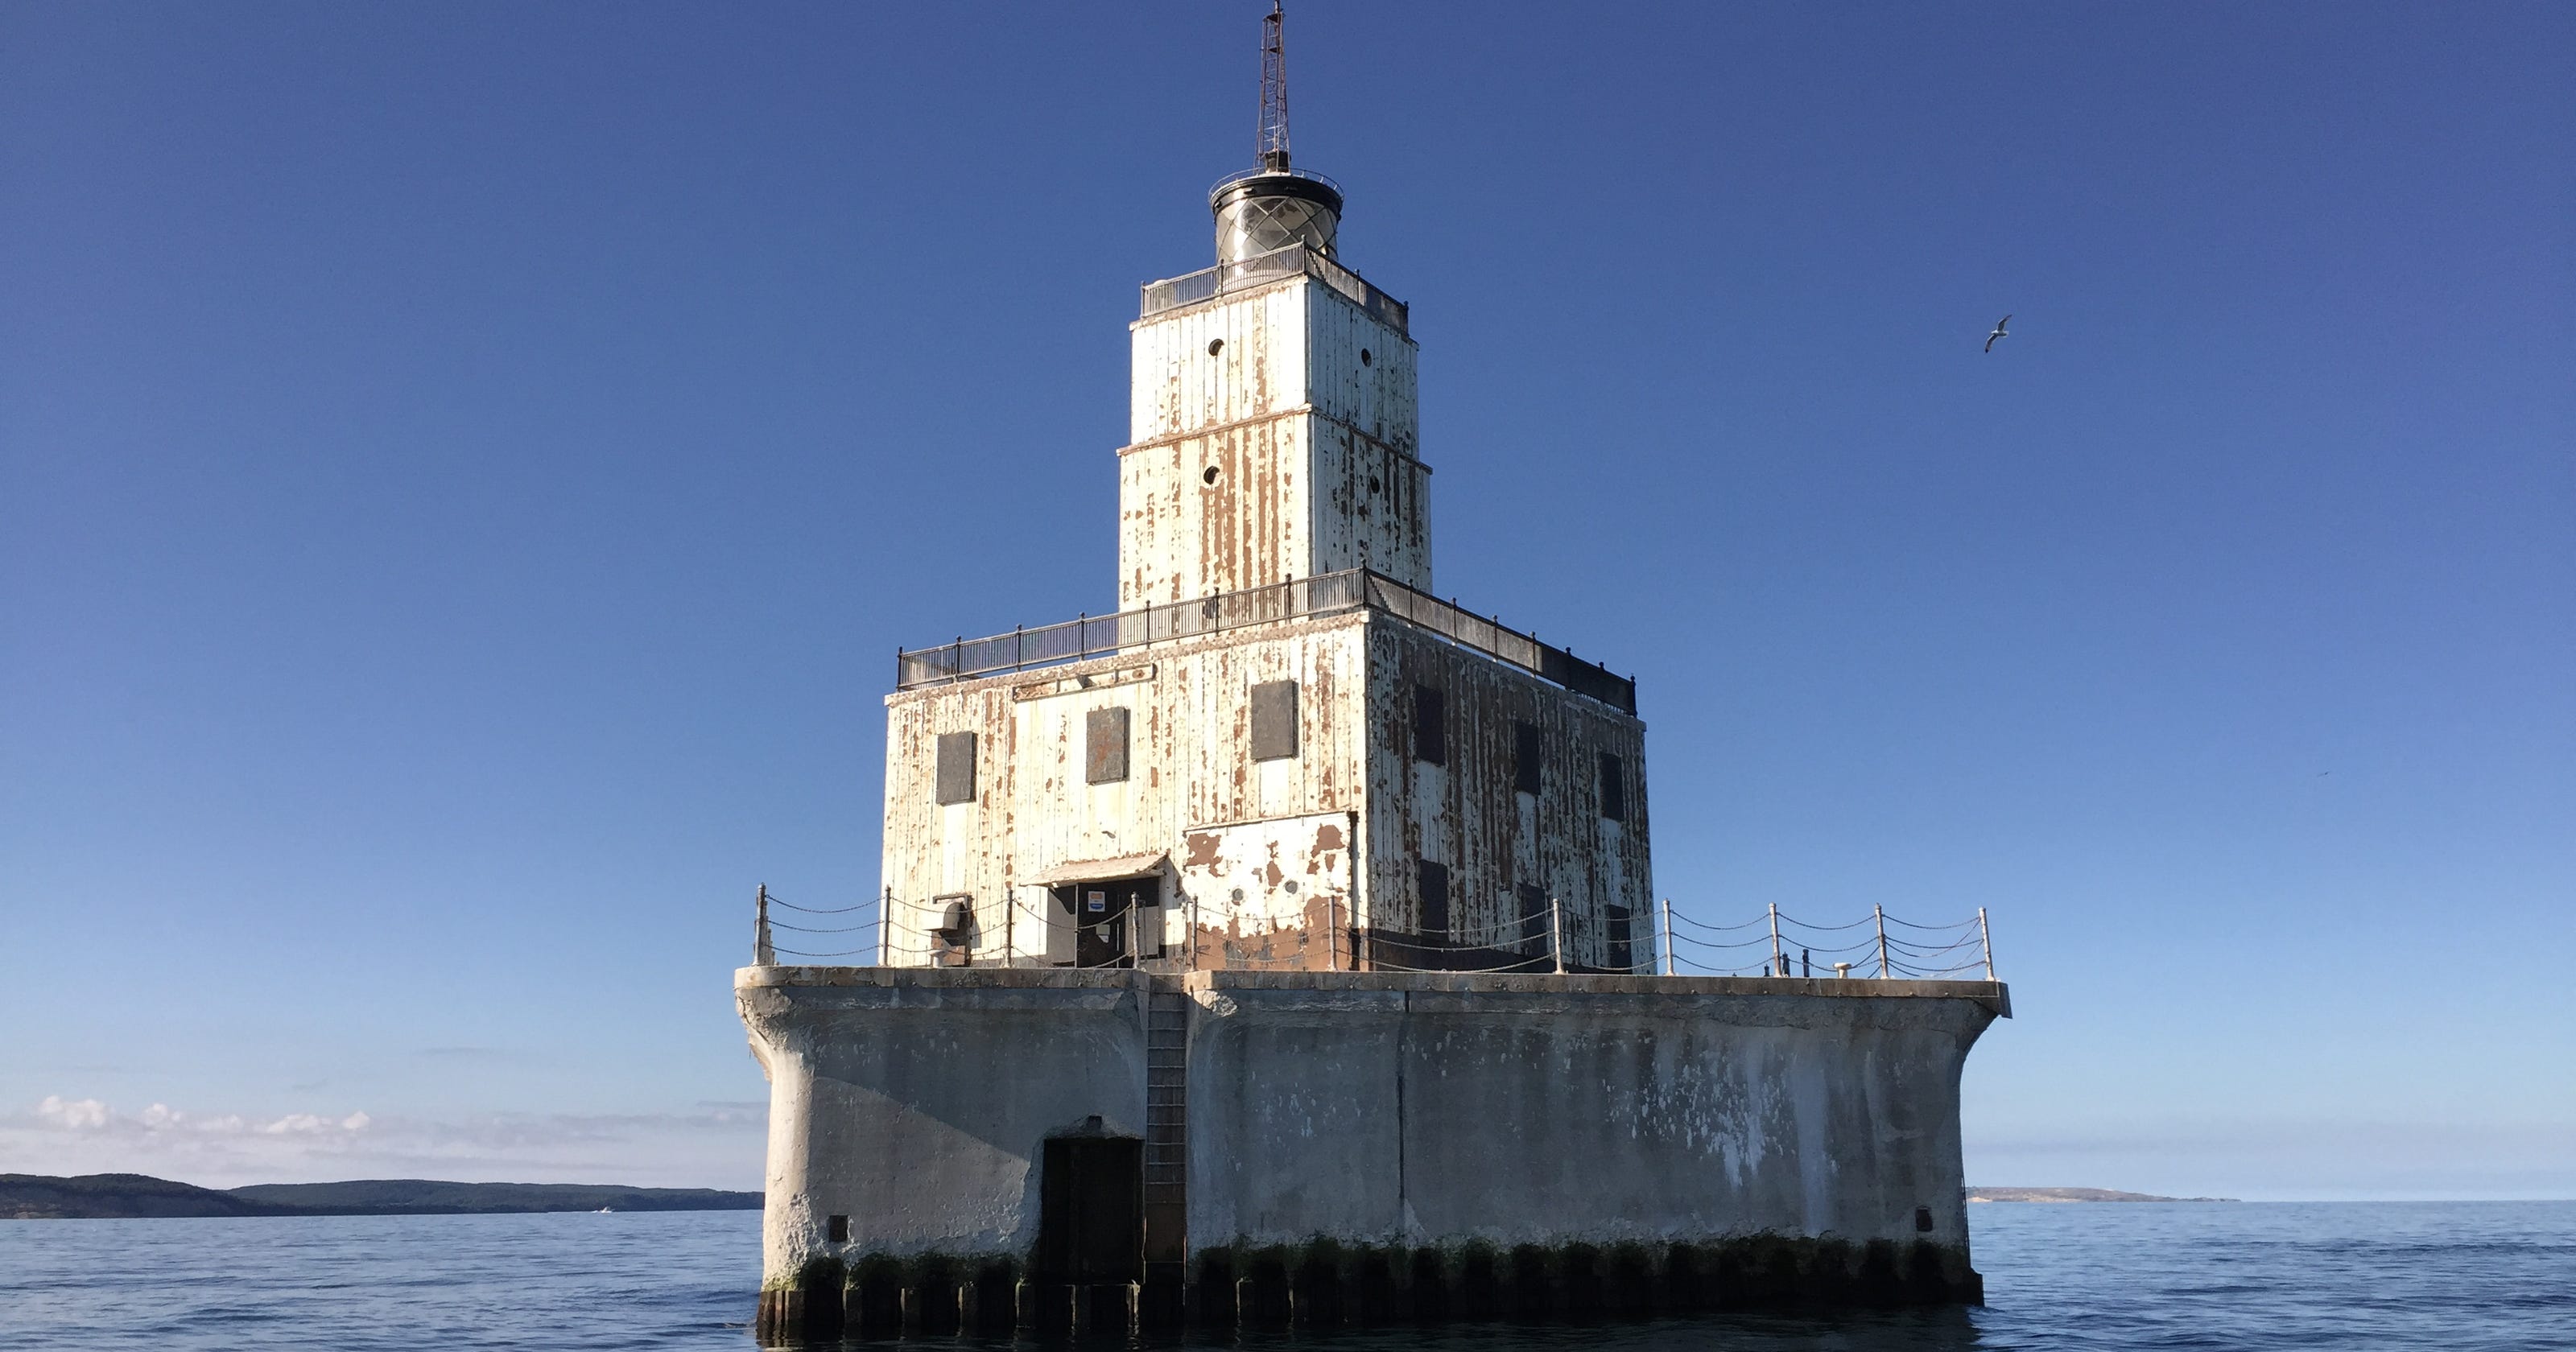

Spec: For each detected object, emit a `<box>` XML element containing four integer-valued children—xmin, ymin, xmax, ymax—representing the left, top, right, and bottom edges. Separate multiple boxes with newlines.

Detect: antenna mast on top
<box><xmin>1257</xmin><ymin>2</ymin><xmax>1291</xmax><ymax>171</ymax></box>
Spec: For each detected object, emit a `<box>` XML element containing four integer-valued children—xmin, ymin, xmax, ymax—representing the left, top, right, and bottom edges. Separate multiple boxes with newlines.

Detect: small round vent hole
<box><xmin>1203</xmin><ymin>466</ymin><xmax>1220</xmax><ymax>484</ymax></box>
<box><xmin>1208</xmin><ymin>338</ymin><xmax>1224</xmax><ymax>356</ymax></box>
<box><xmin>1368</xmin><ymin>476</ymin><xmax>1383</xmax><ymax>494</ymax></box>
<box><xmin>1360</xmin><ymin>348</ymin><xmax>1373</xmax><ymax>366</ymax></box>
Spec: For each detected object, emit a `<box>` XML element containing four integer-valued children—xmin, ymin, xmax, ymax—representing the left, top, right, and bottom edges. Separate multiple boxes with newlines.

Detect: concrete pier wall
<box><xmin>737</xmin><ymin>967</ymin><xmax>2005</xmax><ymax>1338</ymax></box>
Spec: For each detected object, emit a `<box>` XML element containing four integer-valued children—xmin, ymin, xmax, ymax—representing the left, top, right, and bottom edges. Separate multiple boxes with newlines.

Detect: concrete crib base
<box><xmin>753</xmin><ymin>1237</ymin><xmax>1983</xmax><ymax>1343</ymax></box>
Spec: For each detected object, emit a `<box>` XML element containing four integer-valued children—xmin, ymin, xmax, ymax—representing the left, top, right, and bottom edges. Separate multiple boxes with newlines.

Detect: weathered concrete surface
<box><xmin>1191</xmin><ymin>972</ymin><xmax>1995</xmax><ymax>1255</ymax></box>
<box><xmin>741</xmin><ymin>967</ymin><xmax>2004</xmax><ymax>1336</ymax></box>
<box><xmin>736</xmin><ymin>967</ymin><xmax>1147</xmax><ymax>1284</ymax></box>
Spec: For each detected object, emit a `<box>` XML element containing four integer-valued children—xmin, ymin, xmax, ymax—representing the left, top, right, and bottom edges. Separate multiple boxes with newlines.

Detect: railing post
<box><xmin>1875</xmin><ymin>905</ymin><xmax>1890</xmax><ymax>979</ymax></box>
<box><xmin>754</xmin><ymin>884</ymin><xmax>774</xmax><ymax>967</ymax></box>
<box><xmin>880</xmin><ymin>885</ymin><xmax>895</xmax><ymax>967</ymax></box>
<box><xmin>1979</xmin><ymin>907</ymin><xmax>1995</xmax><ymax>980</ymax></box>
<box><xmin>1768</xmin><ymin>903</ymin><xmax>1783</xmax><ymax>977</ymax></box>
<box><xmin>1004</xmin><ymin>888</ymin><xmax>1016</xmax><ymax>967</ymax></box>
<box><xmin>1660</xmin><ymin>897</ymin><xmax>1675</xmax><ymax>976</ymax></box>
<box><xmin>1550</xmin><ymin>897</ymin><xmax>1567</xmax><ymax>975</ymax></box>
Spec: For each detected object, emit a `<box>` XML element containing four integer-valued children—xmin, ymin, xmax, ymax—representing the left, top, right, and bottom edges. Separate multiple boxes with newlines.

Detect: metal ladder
<box><xmin>1141</xmin><ymin>981</ymin><xmax>1190</xmax><ymax>1296</ymax></box>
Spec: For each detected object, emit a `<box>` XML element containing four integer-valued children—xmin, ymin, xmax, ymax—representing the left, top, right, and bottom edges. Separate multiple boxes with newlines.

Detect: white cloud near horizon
<box><xmin>6</xmin><ymin>1095</ymin><xmax>764</xmax><ymax>1191</ymax></box>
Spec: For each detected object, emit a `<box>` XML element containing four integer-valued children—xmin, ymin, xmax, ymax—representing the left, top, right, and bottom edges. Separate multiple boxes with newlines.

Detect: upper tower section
<box><xmin>1117</xmin><ymin>4</ymin><xmax>1428</xmax><ymax>608</ymax></box>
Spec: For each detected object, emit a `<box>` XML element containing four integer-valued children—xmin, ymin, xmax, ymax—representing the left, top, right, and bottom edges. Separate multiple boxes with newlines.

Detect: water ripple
<box><xmin>0</xmin><ymin>1202</ymin><xmax>2570</xmax><ymax>1350</ymax></box>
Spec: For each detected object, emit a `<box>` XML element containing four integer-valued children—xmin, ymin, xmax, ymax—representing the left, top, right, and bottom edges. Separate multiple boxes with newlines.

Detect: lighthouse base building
<box><xmin>737</xmin><ymin>14</ymin><xmax>2006</xmax><ymax>1339</ymax></box>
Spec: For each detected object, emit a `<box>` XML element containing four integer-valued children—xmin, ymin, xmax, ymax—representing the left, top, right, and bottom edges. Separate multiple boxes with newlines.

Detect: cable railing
<box><xmin>750</xmin><ymin>886</ymin><xmax>1997</xmax><ymax>982</ymax></box>
<box><xmin>894</xmin><ymin>568</ymin><xmax>1637</xmax><ymax>715</ymax></box>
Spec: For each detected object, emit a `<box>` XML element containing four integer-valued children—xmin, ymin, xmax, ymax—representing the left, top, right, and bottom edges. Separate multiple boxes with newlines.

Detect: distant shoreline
<box><xmin>2</xmin><ymin>1173</ymin><xmax>760</xmax><ymax>1220</ymax></box>
<box><xmin>1968</xmin><ymin>1186</ymin><xmax>2240</xmax><ymax>1203</ymax></box>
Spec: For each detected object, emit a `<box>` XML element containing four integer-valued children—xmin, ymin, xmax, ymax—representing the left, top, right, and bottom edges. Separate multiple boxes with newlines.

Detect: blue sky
<box><xmin>4</xmin><ymin>2</ymin><xmax>2568</xmax><ymax>1197</ymax></box>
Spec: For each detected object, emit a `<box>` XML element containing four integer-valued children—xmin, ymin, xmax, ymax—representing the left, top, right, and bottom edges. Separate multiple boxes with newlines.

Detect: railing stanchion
<box><xmin>1979</xmin><ymin>906</ymin><xmax>1994</xmax><ymax>980</ymax></box>
<box><xmin>1875</xmin><ymin>905</ymin><xmax>1890</xmax><ymax>979</ymax></box>
<box><xmin>879</xmin><ymin>885</ymin><xmax>895</xmax><ymax>967</ymax></box>
<box><xmin>754</xmin><ymin>884</ymin><xmax>774</xmax><ymax>966</ymax></box>
<box><xmin>1004</xmin><ymin>887</ymin><xmax>1016</xmax><ymax>967</ymax></box>
<box><xmin>1769</xmin><ymin>903</ymin><xmax>1784</xmax><ymax>977</ymax></box>
<box><xmin>1550</xmin><ymin>897</ymin><xmax>1567</xmax><ymax>975</ymax></box>
<box><xmin>1661</xmin><ymin>897</ymin><xmax>1675</xmax><ymax>976</ymax></box>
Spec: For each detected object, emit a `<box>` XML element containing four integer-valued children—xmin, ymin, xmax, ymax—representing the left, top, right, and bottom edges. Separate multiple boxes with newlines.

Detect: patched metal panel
<box><xmin>1174</xmin><ymin>810</ymin><xmax>1356</xmax><ymax>969</ymax></box>
<box><xmin>1249</xmin><ymin>679</ymin><xmax>1298</xmax><ymax>760</ymax></box>
<box><xmin>1086</xmin><ymin>706</ymin><xmax>1130</xmax><ymax>784</ymax></box>
<box><xmin>935</xmin><ymin>732</ymin><xmax>976</xmax><ymax>805</ymax></box>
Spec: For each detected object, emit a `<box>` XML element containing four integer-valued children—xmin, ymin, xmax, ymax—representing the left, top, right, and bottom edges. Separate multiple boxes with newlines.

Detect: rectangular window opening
<box><xmin>1599</xmin><ymin>751</ymin><xmax>1626</xmax><ymax>822</ymax></box>
<box><xmin>826</xmin><ymin>1214</ymin><xmax>849</xmax><ymax>1243</ymax></box>
<box><xmin>1414</xmin><ymin>685</ymin><xmax>1446</xmax><ymax>765</ymax></box>
<box><xmin>1513</xmin><ymin>721</ymin><xmax>1542</xmax><ymax>795</ymax></box>
<box><xmin>1418</xmin><ymin>859</ymin><xmax>1451</xmax><ymax>940</ymax></box>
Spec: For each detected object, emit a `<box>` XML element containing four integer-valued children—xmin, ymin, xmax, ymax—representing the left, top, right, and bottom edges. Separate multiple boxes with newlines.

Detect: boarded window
<box><xmin>1418</xmin><ymin>859</ymin><xmax>1450</xmax><ymax>938</ymax></box>
<box><xmin>1513</xmin><ymin>721</ymin><xmax>1542</xmax><ymax>795</ymax></box>
<box><xmin>1414</xmin><ymin>685</ymin><xmax>1446</xmax><ymax>765</ymax></box>
<box><xmin>1085</xmin><ymin>707</ymin><xmax>1130</xmax><ymax>784</ymax></box>
<box><xmin>1249</xmin><ymin>680</ymin><xmax>1298</xmax><ymax>760</ymax></box>
<box><xmin>935</xmin><ymin>732</ymin><xmax>976</xmax><ymax>805</ymax></box>
<box><xmin>1599</xmin><ymin>751</ymin><xmax>1626</xmax><ymax>822</ymax></box>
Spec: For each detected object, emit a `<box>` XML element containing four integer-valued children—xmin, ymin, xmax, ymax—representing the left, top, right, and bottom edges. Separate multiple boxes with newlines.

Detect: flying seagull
<box><xmin>1984</xmin><ymin>315</ymin><xmax>2011</xmax><ymax>353</ymax></box>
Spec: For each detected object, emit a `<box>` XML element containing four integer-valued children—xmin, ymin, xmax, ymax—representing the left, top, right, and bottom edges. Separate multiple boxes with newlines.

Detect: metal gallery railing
<box><xmin>750</xmin><ymin>886</ymin><xmax>1997</xmax><ymax>983</ymax></box>
<box><xmin>894</xmin><ymin>568</ymin><xmax>1636</xmax><ymax>715</ymax></box>
<box><xmin>1139</xmin><ymin>242</ymin><xmax>1408</xmax><ymax>333</ymax></box>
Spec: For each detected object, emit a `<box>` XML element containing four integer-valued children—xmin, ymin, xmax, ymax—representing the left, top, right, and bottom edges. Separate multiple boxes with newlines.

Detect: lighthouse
<box><xmin>740</xmin><ymin>8</ymin><xmax>2004</xmax><ymax>1340</ymax></box>
<box><xmin>873</xmin><ymin>2</ymin><xmax>1650</xmax><ymax>986</ymax></box>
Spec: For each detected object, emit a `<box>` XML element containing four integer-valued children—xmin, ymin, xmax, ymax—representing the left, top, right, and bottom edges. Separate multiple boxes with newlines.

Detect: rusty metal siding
<box><xmin>1364</xmin><ymin>617</ymin><xmax>1653</xmax><ymax>971</ymax></box>
<box><xmin>879</xmin><ymin>614</ymin><xmax>1374</xmax><ymax>964</ymax></box>
<box><xmin>1302</xmin><ymin>277</ymin><xmax>1418</xmax><ymax>456</ymax></box>
<box><xmin>1119</xmin><ymin>416</ymin><xmax>1312</xmax><ymax>607</ymax></box>
<box><xmin>1117</xmin><ymin>276</ymin><xmax>1430</xmax><ymax>607</ymax></box>
<box><xmin>1129</xmin><ymin>279</ymin><xmax>1308</xmax><ymax>445</ymax></box>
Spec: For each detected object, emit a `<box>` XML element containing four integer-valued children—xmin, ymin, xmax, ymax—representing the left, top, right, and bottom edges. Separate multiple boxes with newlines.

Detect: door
<box><xmin>1052</xmin><ymin>878</ymin><xmax>1157</xmax><ymax>968</ymax></box>
<box><xmin>1036</xmin><ymin>1136</ymin><xmax>1142</xmax><ymax>1284</ymax></box>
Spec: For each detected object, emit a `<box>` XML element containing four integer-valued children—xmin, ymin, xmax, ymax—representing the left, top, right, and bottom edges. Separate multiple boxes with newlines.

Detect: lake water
<box><xmin>2</xmin><ymin>1202</ymin><xmax>2570</xmax><ymax>1350</ymax></box>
